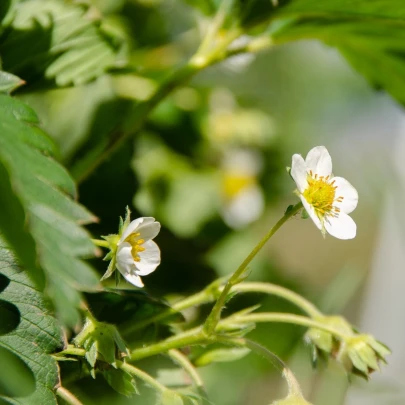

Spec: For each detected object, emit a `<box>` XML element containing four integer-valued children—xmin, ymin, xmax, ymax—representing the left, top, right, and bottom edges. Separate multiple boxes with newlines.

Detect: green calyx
<box><xmin>99</xmin><ymin>206</ymin><xmax>132</xmax><ymax>281</ymax></box>
<box><xmin>73</xmin><ymin>314</ymin><xmax>129</xmax><ymax>374</ymax></box>
<box><xmin>306</xmin><ymin>315</ymin><xmax>390</xmax><ymax>379</ymax></box>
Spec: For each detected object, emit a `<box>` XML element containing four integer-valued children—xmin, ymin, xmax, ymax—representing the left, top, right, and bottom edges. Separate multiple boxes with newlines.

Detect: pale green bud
<box><xmin>306</xmin><ymin>315</ymin><xmax>390</xmax><ymax>379</ymax></box>
<box><xmin>74</xmin><ymin>314</ymin><xmax>129</xmax><ymax>369</ymax></box>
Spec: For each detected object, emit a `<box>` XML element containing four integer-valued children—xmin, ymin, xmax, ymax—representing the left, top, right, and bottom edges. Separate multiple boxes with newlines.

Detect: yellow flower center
<box><xmin>223</xmin><ymin>172</ymin><xmax>255</xmax><ymax>200</ymax></box>
<box><xmin>302</xmin><ymin>172</ymin><xmax>343</xmax><ymax>218</ymax></box>
<box><xmin>125</xmin><ymin>232</ymin><xmax>145</xmax><ymax>262</ymax></box>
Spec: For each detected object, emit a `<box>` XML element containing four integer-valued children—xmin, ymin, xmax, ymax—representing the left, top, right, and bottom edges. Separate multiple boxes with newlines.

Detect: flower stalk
<box><xmin>56</xmin><ymin>386</ymin><xmax>84</xmax><ymax>405</ymax></box>
<box><xmin>203</xmin><ymin>201</ymin><xmax>303</xmax><ymax>335</ymax></box>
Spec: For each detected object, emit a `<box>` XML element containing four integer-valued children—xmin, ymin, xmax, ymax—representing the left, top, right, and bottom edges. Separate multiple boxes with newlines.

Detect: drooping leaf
<box><xmin>0</xmin><ymin>0</ymin><xmax>127</xmax><ymax>87</ymax></box>
<box><xmin>0</xmin><ymin>94</ymin><xmax>99</xmax><ymax>325</ymax></box>
<box><xmin>265</xmin><ymin>0</ymin><xmax>405</xmax><ymax>105</ymax></box>
<box><xmin>0</xmin><ymin>238</ymin><xmax>62</xmax><ymax>405</ymax></box>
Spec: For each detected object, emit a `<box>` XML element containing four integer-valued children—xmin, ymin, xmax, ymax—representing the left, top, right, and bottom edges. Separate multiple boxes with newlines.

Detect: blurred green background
<box><xmin>15</xmin><ymin>0</ymin><xmax>404</xmax><ymax>404</ymax></box>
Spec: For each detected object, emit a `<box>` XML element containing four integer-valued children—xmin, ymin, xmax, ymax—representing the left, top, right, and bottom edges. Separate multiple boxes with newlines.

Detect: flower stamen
<box><xmin>125</xmin><ymin>232</ymin><xmax>146</xmax><ymax>262</ymax></box>
<box><xmin>302</xmin><ymin>173</ymin><xmax>341</xmax><ymax>219</ymax></box>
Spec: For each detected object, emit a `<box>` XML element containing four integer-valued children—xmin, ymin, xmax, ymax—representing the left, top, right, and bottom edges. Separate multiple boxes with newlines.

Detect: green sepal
<box><xmin>103</xmin><ymin>368</ymin><xmax>138</xmax><ymax>397</ymax></box>
<box><xmin>73</xmin><ymin>315</ymin><xmax>129</xmax><ymax>369</ymax></box>
<box><xmin>86</xmin><ymin>342</ymin><xmax>97</xmax><ymax>368</ymax></box>
<box><xmin>101</xmin><ymin>257</ymin><xmax>116</xmax><ymax>281</ymax></box>
<box><xmin>120</xmin><ymin>206</ymin><xmax>132</xmax><ymax>235</ymax></box>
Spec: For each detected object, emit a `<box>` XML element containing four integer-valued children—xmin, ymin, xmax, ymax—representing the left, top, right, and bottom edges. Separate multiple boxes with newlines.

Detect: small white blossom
<box><xmin>291</xmin><ymin>146</ymin><xmax>358</xmax><ymax>240</ymax></box>
<box><xmin>116</xmin><ymin>217</ymin><xmax>161</xmax><ymax>287</ymax></box>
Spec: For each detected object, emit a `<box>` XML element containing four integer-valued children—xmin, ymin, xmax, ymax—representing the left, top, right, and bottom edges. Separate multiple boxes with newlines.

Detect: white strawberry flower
<box><xmin>115</xmin><ymin>217</ymin><xmax>161</xmax><ymax>287</ymax></box>
<box><xmin>99</xmin><ymin>209</ymin><xmax>161</xmax><ymax>287</ymax></box>
<box><xmin>290</xmin><ymin>146</ymin><xmax>358</xmax><ymax>240</ymax></box>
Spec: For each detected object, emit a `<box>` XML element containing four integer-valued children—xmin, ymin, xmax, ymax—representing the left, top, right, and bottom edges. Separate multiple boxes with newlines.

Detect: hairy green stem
<box><xmin>168</xmin><ymin>349</ymin><xmax>205</xmax><ymax>388</ymax></box>
<box><xmin>56</xmin><ymin>346</ymin><xmax>86</xmax><ymax>357</ymax></box>
<box><xmin>233</xmin><ymin>282</ymin><xmax>322</xmax><ymax>318</ymax></box>
<box><xmin>219</xmin><ymin>312</ymin><xmax>349</xmax><ymax>339</ymax></box>
<box><xmin>117</xmin><ymin>361</ymin><xmax>169</xmax><ymax>394</ymax></box>
<box><xmin>203</xmin><ymin>202</ymin><xmax>303</xmax><ymax>335</ymax></box>
<box><xmin>196</xmin><ymin>0</ymin><xmax>235</xmax><ymax>56</ymax></box>
<box><xmin>128</xmin><ymin>310</ymin><xmax>347</xmax><ymax>362</ymax></box>
<box><xmin>56</xmin><ymin>386</ymin><xmax>84</xmax><ymax>405</ymax></box>
<box><xmin>130</xmin><ymin>330</ymin><xmax>207</xmax><ymax>361</ymax></box>
<box><xmin>122</xmin><ymin>274</ymin><xmax>321</xmax><ymax>338</ymax></box>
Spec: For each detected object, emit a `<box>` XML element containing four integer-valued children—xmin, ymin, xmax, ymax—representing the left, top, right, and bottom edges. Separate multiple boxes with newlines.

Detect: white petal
<box><xmin>324</xmin><ymin>212</ymin><xmax>356</xmax><ymax>240</ymax></box>
<box><xmin>123</xmin><ymin>272</ymin><xmax>144</xmax><ymax>288</ymax></box>
<box><xmin>305</xmin><ymin>146</ymin><xmax>332</xmax><ymax>177</ymax></box>
<box><xmin>137</xmin><ymin>221</ymin><xmax>161</xmax><ymax>242</ymax></box>
<box><xmin>222</xmin><ymin>185</ymin><xmax>264</xmax><ymax>228</ymax></box>
<box><xmin>120</xmin><ymin>217</ymin><xmax>155</xmax><ymax>242</ymax></box>
<box><xmin>332</xmin><ymin>177</ymin><xmax>358</xmax><ymax>214</ymax></box>
<box><xmin>291</xmin><ymin>154</ymin><xmax>308</xmax><ymax>192</ymax></box>
<box><xmin>300</xmin><ymin>195</ymin><xmax>322</xmax><ymax>230</ymax></box>
<box><xmin>135</xmin><ymin>240</ymin><xmax>161</xmax><ymax>276</ymax></box>
<box><xmin>116</xmin><ymin>242</ymin><xmax>136</xmax><ymax>275</ymax></box>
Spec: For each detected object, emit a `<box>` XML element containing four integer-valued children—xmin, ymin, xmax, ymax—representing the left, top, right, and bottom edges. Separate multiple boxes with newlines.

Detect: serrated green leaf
<box><xmin>103</xmin><ymin>368</ymin><xmax>138</xmax><ymax>397</ymax></box>
<box><xmin>1</xmin><ymin>0</ymin><xmax>127</xmax><ymax>87</ymax></box>
<box><xmin>0</xmin><ymin>94</ymin><xmax>99</xmax><ymax>325</ymax></box>
<box><xmin>0</xmin><ymin>238</ymin><xmax>63</xmax><ymax>404</ymax></box>
<box><xmin>268</xmin><ymin>0</ymin><xmax>405</xmax><ymax>105</ymax></box>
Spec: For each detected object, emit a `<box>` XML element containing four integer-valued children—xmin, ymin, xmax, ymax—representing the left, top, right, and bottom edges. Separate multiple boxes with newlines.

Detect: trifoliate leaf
<box><xmin>0</xmin><ymin>238</ymin><xmax>63</xmax><ymax>404</ymax></box>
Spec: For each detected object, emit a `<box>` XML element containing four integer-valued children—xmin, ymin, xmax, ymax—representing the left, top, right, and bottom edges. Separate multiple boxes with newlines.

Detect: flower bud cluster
<box><xmin>306</xmin><ymin>315</ymin><xmax>390</xmax><ymax>379</ymax></box>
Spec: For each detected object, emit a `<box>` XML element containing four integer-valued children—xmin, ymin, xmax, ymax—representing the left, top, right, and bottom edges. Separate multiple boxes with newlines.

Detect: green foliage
<box><xmin>0</xmin><ymin>0</ymin><xmax>127</xmax><ymax>87</ymax></box>
<box><xmin>0</xmin><ymin>238</ymin><xmax>62</xmax><ymax>404</ymax></box>
<box><xmin>202</xmin><ymin>0</ymin><xmax>405</xmax><ymax>105</ymax></box>
<box><xmin>268</xmin><ymin>0</ymin><xmax>405</xmax><ymax>105</ymax></box>
<box><xmin>0</xmin><ymin>94</ymin><xmax>99</xmax><ymax>325</ymax></box>
<box><xmin>0</xmin><ymin>0</ymin><xmax>401</xmax><ymax>403</ymax></box>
